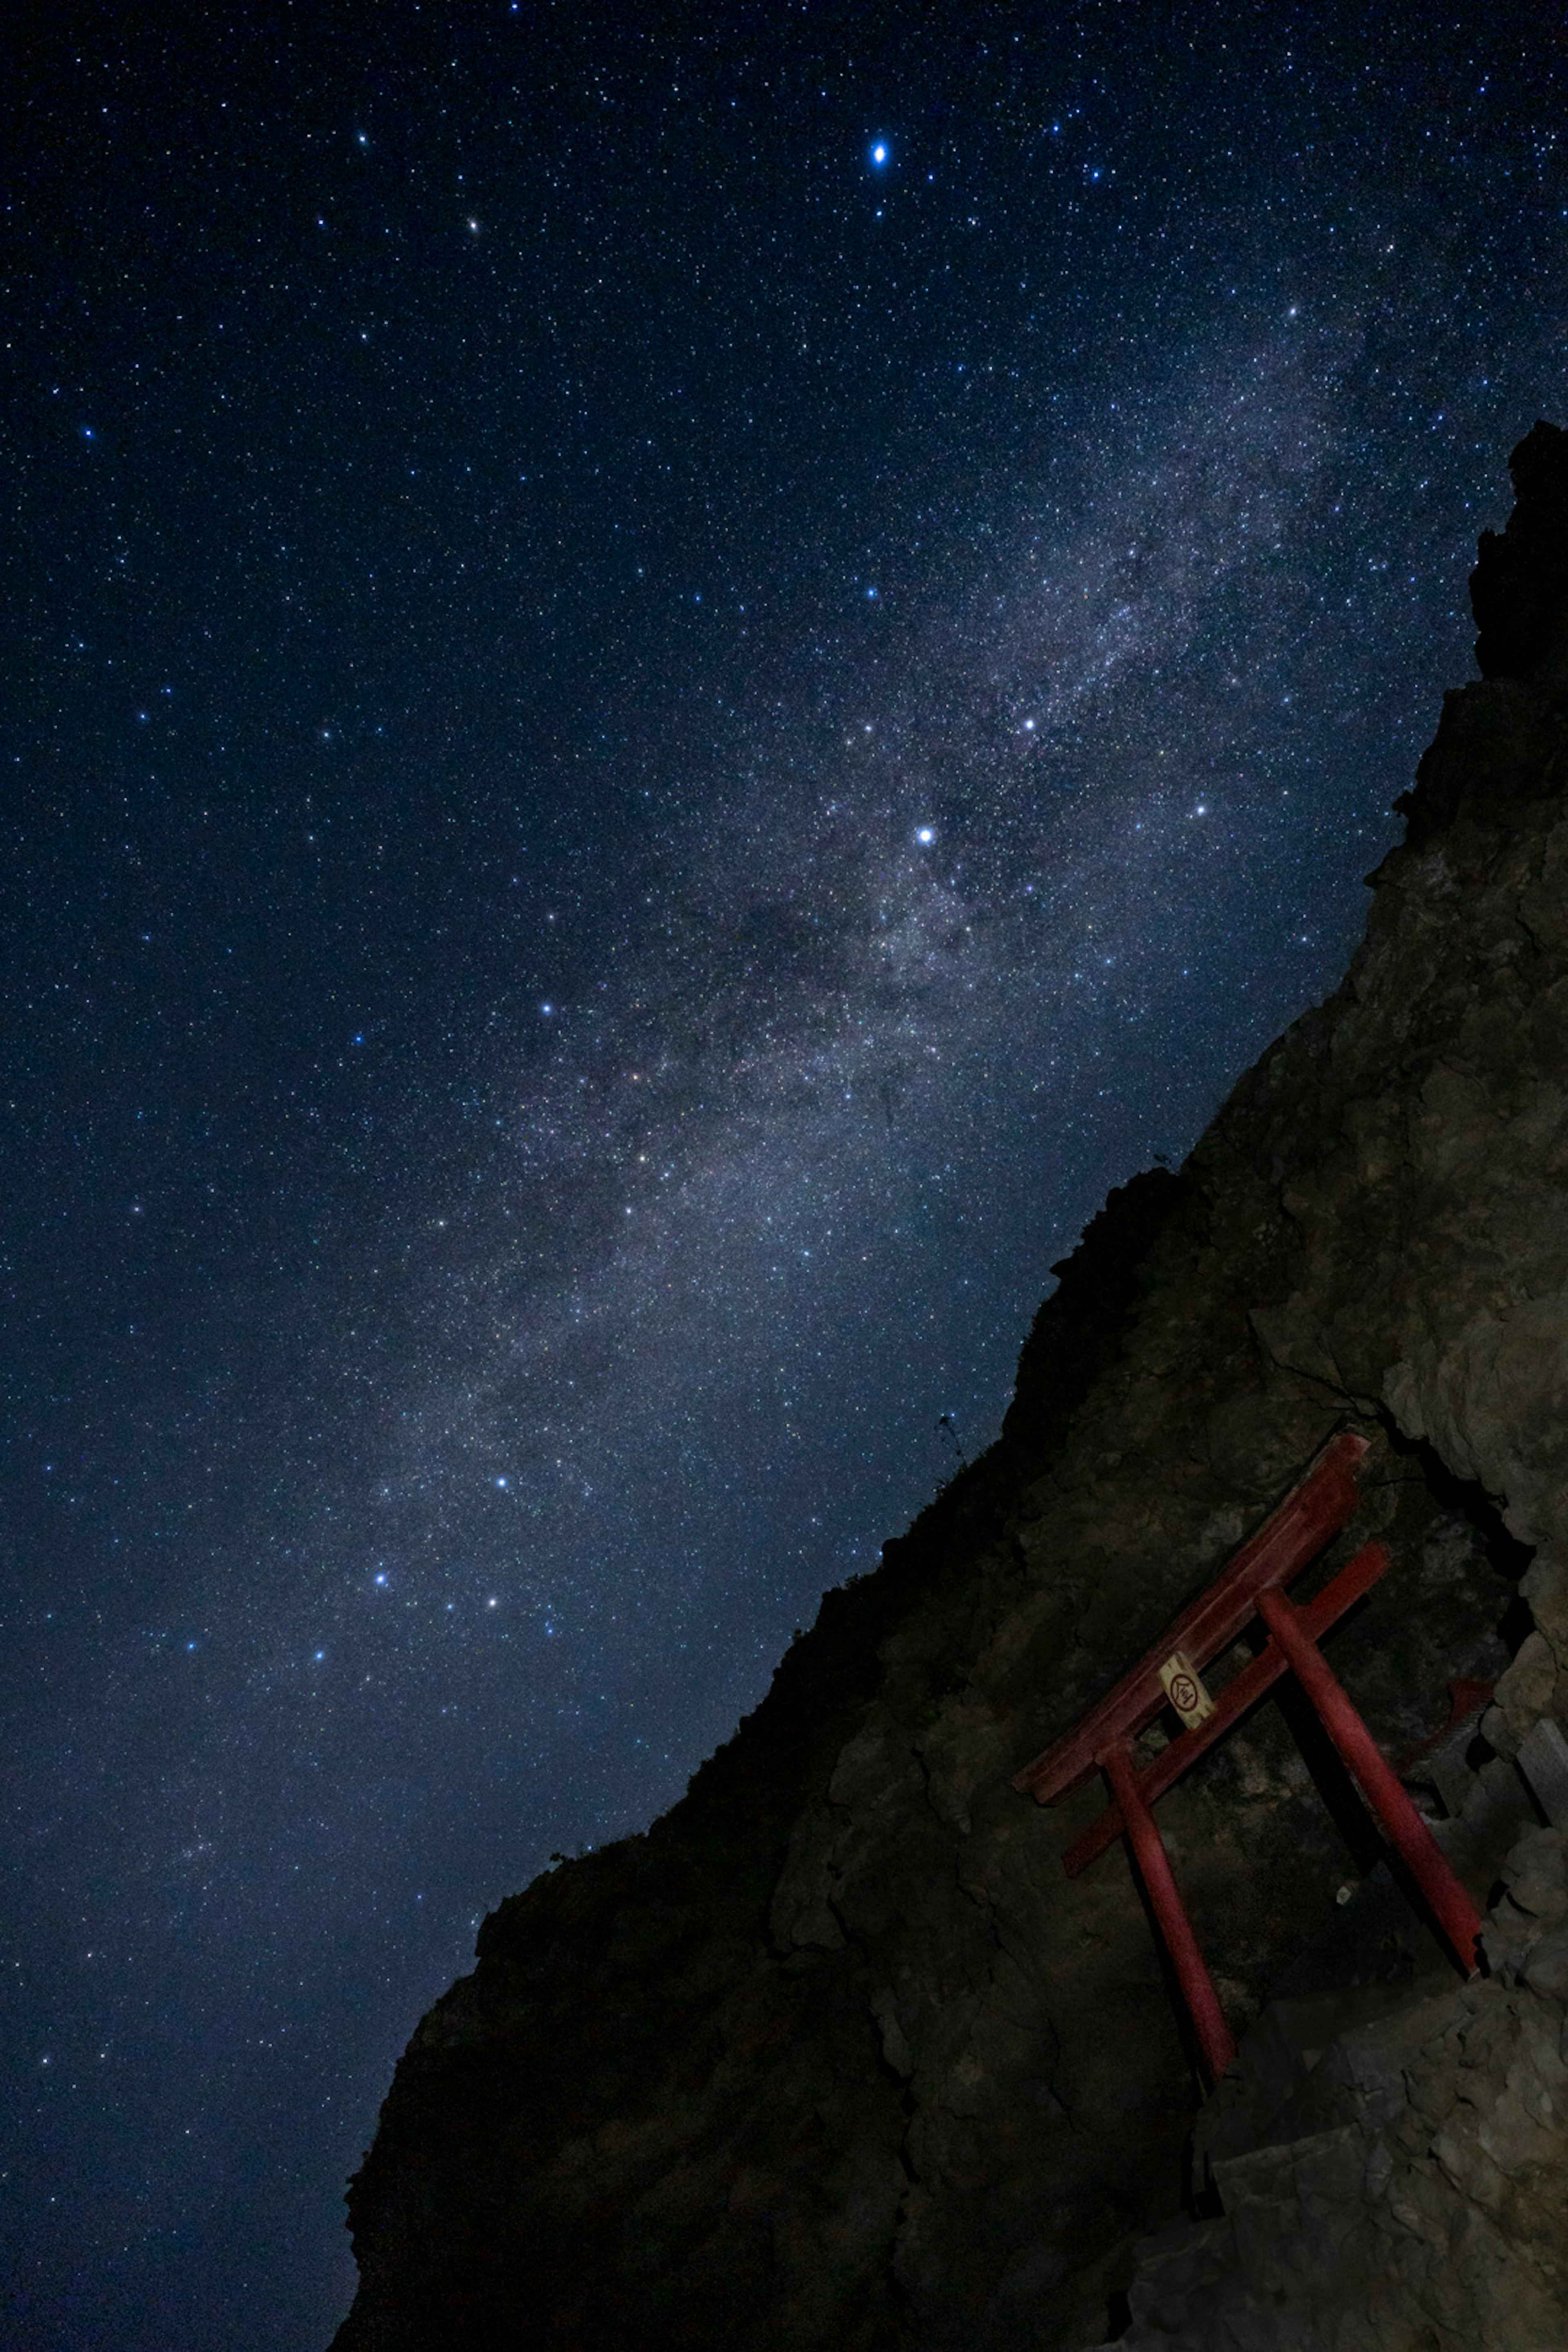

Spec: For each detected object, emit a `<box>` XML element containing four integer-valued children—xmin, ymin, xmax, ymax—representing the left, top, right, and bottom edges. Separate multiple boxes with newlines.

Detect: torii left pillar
<box><xmin>1099</xmin><ymin>1738</ymin><xmax>1235</xmax><ymax>2080</ymax></box>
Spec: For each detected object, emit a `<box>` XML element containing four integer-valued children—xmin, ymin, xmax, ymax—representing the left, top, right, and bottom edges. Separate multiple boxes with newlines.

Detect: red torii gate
<box><xmin>1011</xmin><ymin>1432</ymin><xmax>1484</xmax><ymax>2082</ymax></box>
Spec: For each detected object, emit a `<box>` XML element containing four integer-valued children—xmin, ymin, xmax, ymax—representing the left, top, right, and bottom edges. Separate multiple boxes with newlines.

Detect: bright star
<box><xmin>870</xmin><ymin>142</ymin><xmax>888</xmax><ymax>166</ymax></box>
<box><xmin>915</xmin><ymin>826</ymin><xmax>935</xmax><ymax>845</ymax></box>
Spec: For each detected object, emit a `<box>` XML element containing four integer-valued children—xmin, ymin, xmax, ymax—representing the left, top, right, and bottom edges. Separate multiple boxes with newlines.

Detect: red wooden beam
<box><xmin>1100</xmin><ymin>1740</ymin><xmax>1236</xmax><ymax>2083</ymax></box>
<box><xmin>1013</xmin><ymin>1432</ymin><xmax>1369</xmax><ymax>1805</ymax></box>
<box><xmin>1062</xmin><ymin>1539</ymin><xmax>1391</xmax><ymax>1875</ymax></box>
<box><xmin>1254</xmin><ymin>1586</ymin><xmax>1483</xmax><ymax>1976</ymax></box>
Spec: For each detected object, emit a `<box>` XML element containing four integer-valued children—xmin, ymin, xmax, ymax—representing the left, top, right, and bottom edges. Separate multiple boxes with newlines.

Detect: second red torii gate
<box><xmin>1011</xmin><ymin>1432</ymin><xmax>1484</xmax><ymax>2082</ymax></box>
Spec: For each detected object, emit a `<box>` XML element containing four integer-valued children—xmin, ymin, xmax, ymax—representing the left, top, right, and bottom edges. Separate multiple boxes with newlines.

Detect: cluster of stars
<box><xmin>6</xmin><ymin>9</ymin><xmax>1563</xmax><ymax>2351</ymax></box>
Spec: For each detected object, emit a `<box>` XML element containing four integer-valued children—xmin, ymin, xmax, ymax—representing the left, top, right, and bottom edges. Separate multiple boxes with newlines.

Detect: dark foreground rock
<box><xmin>330</xmin><ymin>426</ymin><xmax>1568</xmax><ymax>2351</ymax></box>
<box><xmin>1093</xmin><ymin>1792</ymin><xmax>1568</xmax><ymax>2352</ymax></box>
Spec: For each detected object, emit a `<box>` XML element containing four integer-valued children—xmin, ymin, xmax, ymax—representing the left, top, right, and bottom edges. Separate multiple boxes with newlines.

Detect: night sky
<box><xmin>5</xmin><ymin>6</ymin><xmax>1567</xmax><ymax>2346</ymax></box>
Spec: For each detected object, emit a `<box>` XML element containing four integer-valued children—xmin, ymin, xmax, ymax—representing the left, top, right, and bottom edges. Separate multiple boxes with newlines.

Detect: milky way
<box><xmin>365</xmin><ymin>307</ymin><xmax>1471</xmax><ymax>1785</ymax></box>
<box><xmin>5</xmin><ymin>11</ymin><xmax>1567</xmax><ymax>2348</ymax></box>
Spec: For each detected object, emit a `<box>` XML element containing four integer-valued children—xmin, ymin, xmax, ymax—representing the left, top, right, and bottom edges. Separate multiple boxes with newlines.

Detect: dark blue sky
<box><xmin>5</xmin><ymin>5</ymin><xmax>1566</xmax><ymax>2345</ymax></box>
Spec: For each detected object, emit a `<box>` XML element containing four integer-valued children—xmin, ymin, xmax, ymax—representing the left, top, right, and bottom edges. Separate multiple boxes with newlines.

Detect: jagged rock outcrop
<box><xmin>1091</xmin><ymin>1786</ymin><xmax>1568</xmax><ymax>2352</ymax></box>
<box><xmin>330</xmin><ymin>425</ymin><xmax>1568</xmax><ymax>2352</ymax></box>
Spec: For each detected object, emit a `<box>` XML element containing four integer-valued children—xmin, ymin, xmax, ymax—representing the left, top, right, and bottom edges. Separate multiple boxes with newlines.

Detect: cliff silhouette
<box><xmin>330</xmin><ymin>425</ymin><xmax>1568</xmax><ymax>2352</ymax></box>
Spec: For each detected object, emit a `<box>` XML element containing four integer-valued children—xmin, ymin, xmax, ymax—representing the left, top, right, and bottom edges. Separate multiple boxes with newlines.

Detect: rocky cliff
<box><xmin>330</xmin><ymin>425</ymin><xmax>1568</xmax><ymax>2352</ymax></box>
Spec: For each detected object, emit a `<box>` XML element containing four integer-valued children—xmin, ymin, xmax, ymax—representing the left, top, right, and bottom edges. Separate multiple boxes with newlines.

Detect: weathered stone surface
<box><xmin>330</xmin><ymin>428</ymin><xmax>1568</xmax><ymax>2350</ymax></box>
<box><xmin>1103</xmin><ymin>1826</ymin><xmax>1568</xmax><ymax>2350</ymax></box>
<box><xmin>1518</xmin><ymin>1714</ymin><xmax>1568</xmax><ymax>1827</ymax></box>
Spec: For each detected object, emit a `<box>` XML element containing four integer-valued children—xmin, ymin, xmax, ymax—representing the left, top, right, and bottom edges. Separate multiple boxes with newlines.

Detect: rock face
<box><xmin>1094</xmin><ymin>1793</ymin><xmax>1568</xmax><ymax>2352</ymax></box>
<box><xmin>330</xmin><ymin>426</ymin><xmax>1568</xmax><ymax>2352</ymax></box>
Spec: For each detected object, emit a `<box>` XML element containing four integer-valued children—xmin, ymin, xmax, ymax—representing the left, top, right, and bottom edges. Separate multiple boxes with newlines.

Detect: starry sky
<box><xmin>4</xmin><ymin>5</ymin><xmax>1568</xmax><ymax>2346</ymax></box>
